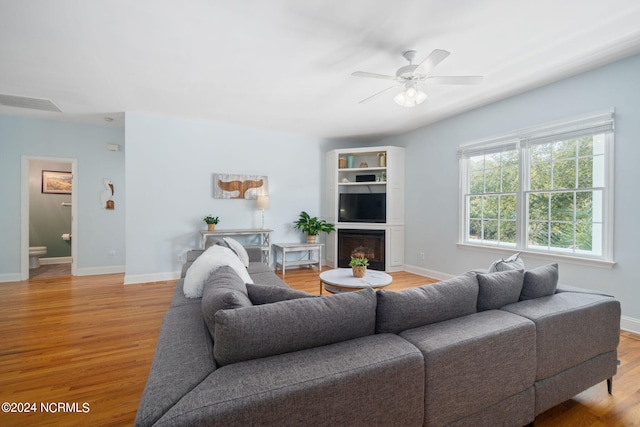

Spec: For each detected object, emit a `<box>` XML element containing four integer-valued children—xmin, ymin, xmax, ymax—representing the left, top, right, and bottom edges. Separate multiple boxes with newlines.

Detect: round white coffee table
<box><xmin>319</xmin><ymin>268</ymin><xmax>393</xmax><ymax>294</ymax></box>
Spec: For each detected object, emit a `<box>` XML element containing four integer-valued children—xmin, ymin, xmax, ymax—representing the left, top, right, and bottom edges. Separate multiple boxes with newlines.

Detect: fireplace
<box><xmin>338</xmin><ymin>229</ymin><xmax>385</xmax><ymax>271</ymax></box>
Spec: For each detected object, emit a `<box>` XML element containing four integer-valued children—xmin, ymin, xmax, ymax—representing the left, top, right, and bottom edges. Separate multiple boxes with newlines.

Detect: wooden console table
<box><xmin>272</xmin><ymin>243</ymin><xmax>323</xmax><ymax>276</ymax></box>
<box><xmin>199</xmin><ymin>228</ymin><xmax>272</xmax><ymax>264</ymax></box>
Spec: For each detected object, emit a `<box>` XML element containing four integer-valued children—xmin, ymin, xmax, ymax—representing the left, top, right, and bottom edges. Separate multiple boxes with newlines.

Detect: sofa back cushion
<box><xmin>201</xmin><ymin>266</ymin><xmax>253</xmax><ymax>339</ymax></box>
<box><xmin>213</xmin><ymin>288</ymin><xmax>377</xmax><ymax>366</ymax></box>
<box><xmin>476</xmin><ymin>269</ymin><xmax>524</xmax><ymax>311</ymax></box>
<box><xmin>520</xmin><ymin>263</ymin><xmax>559</xmax><ymax>300</ymax></box>
<box><xmin>376</xmin><ymin>272</ymin><xmax>479</xmax><ymax>334</ymax></box>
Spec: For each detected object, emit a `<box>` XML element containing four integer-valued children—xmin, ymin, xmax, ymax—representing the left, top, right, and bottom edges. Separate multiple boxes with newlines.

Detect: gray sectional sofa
<box><xmin>135</xmin><ymin>248</ymin><xmax>621</xmax><ymax>427</ymax></box>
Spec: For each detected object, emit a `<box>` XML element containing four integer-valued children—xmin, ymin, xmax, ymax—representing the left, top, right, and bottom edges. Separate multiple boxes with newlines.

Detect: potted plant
<box><xmin>203</xmin><ymin>215</ymin><xmax>220</xmax><ymax>231</ymax></box>
<box><xmin>293</xmin><ymin>211</ymin><xmax>335</xmax><ymax>243</ymax></box>
<box><xmin>349</xmin><ymin>255</ymin><xmax>369</xmax><ymax>278</ymax></box>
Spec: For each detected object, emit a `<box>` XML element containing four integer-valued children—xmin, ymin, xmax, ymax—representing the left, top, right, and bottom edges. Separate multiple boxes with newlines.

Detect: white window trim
<box><xmin>457</xmin><ymin>109</ymin><xmax>615</xmax><ymax>266</ymax></box>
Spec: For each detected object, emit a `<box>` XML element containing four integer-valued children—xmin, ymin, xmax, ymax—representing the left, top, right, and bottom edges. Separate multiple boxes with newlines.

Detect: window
<box><xmin>458</xmin><ymin>110</ymin><xmax>614</xmax><ymax>262</ymax></box>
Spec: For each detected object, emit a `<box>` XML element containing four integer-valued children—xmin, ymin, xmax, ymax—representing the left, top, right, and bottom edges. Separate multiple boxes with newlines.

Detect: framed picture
<box><xmin>42</xmin><ymin>170</ymin><xmax>72</xmax><ymax>194</ymax></box>
<box><xmin>213</xmin><ymin>173</ymin><xmax>268</xmax><ymax>199</ymax></box>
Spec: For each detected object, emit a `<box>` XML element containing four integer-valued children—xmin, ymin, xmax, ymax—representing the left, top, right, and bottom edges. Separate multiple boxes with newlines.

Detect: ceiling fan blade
<box><xmin>427</xmin><ymin>76</ymin><xmax>483</xmax><ymax>85</ymax></box>
<box><xmin>415</xmin><ymin>49</ymin><xmax>450</xmax><ymax>74</ymax></box>
<box><xmin>352</xmin><ymin>71</ymin><xmax>397</xmax><ymax>80</ymax></box>
<box><xmin>358</xmin><ymin>85</ymin><xmax>402</xmax><ymax>104</ymax></box>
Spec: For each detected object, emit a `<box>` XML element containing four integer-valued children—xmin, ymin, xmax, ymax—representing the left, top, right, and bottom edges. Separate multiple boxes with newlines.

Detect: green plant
<box><xmin>293</xmin><ymin>211</ymin><xmax>335</xmax><ymax>236</ymax></box>
<box><xmin>203</xmin><ymin>215</ymin><xmax>220</xmax><ymax>225</ymax></box>
<box><xmin>349</xmin><ymin>256</ymin><xmax>369</xmax><ymax>267</ymax></box>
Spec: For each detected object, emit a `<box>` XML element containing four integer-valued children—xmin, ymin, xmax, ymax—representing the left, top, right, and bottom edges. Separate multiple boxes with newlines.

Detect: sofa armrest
<box><xmin>555</xmin><ymin>284</ymin><xmax>614</xmax><ymax>297</ymax></box>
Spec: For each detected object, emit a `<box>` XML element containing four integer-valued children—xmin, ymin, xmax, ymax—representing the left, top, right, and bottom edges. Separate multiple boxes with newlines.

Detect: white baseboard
<box><xmin>40</xmin><ymin>256</ymin><xmax>72</xmax><ymax>265</ymax></box>
<box><xmin>76</xmin><ymin>265</ymin><xmax>125</xmax><ymax>276</ymax></box>
<box><xmin>621</xmin><ymin>316</ymin><xmax>640</xmax><ymax>335</ymax></box>
<box><xmin>124</xmin><ymin>271</ymin><xmax>180</xmax><ymax>285</ymax></box>
<box><xmin>0</xmin><ymin>273</ymin><xmax>22</xmax><ymax>283</ymax></box>
<box><xmin>403</xmin><ymin>264</ymin><xmax>455</xmax><ymax>281</ymax></box>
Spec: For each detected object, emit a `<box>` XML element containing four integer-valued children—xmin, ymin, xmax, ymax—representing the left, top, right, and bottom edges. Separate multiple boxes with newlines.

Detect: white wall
<box><xmin>124</xmin><ymin>113</ymin><xmax>330</xmax><ymax>283</ymax></box>
<box><xmin>0</xmin><ymin>116</ymin><xmax>126</xmax><ymax>281</ymax></box>
<box><xmin>378</xmin><ymin>54</ymin><xmax>640</xmax><ymax>332</ymax></box>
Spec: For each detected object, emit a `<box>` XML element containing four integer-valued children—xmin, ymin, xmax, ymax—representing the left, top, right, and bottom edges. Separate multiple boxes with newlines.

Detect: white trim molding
<box><xmin>39</xmin><ymin>257</ymin><xmax>72</xmax><ymax>265</ymax></box>
<box><xmin>0</xmin><ymin>273</ymin><xmax>22</xmax><ymax>283</ymax></box>
<box><xmin>124</xmin><ymin>271</ymin><xmax>180</xmax><ymax>285</ymax></box>
<box><xmin>76</xmin><ymin>265</ymin><xmax>125</xmax><ymax>276</ymax></box>
<box><xmin>621</xmin><ymin>316</ymin><xmax>640</xmax><ymax>335</ymax></box>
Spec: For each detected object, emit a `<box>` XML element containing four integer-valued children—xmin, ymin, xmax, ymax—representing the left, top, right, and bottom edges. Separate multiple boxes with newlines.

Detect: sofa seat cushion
<box><xmin>501</xmin><ymin>292</ymin><xmax>620</xmax><ymax>380</ymax></box>
<box><xmin>376</xmin><ymin>271</ymin><xmax>478</xmax><ymax>334</ymax></box>
<box><xmin>399</xmin><ymin>310</ymin><xmax>536</xmax><ymax>427</ymax></box>
<box><xmin>213</xmin><ymin>288</ymin><xmax>377</xmax><ymax>366</ymax></box>
<box><xmin>154</xmin><ymin>334</ymin><xmax>425</xmax><ymax>427</ymax></box>
<box><xmin>135</xmin><ymin>304</ymin><xmax>216</xmax><ymax>427</ymax></box>
<box><xmin>201</xmin><ymin>266</ymin><xmax>253</xmax><ymax>338</ymax></box>
<box><xmin>476</xmin><ymin>269</ymin><xmax>524</xmax><ymax>311</ymax></box>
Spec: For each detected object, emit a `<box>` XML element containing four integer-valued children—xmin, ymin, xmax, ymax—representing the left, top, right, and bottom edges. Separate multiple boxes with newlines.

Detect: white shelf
<box><xmin>338</xmin><ymin>182</ymin><xmax>386</xmax><ymax>186</ymax></box>
<box><xmin>338</xmin><ymin>167</ymin><xmax>386</xmax><ymax>172</ymax></box>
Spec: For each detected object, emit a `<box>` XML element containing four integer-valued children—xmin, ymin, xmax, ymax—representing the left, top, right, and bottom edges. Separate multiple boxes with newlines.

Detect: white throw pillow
<box><xmin>183</xmin><ymin>245</ymin><xmax>253</xmax><ymax>298</ymax></box>
<box><xmin>223</xmin><ymin>237</ymin><xmax>250</xmax><ymax>267</ymax></box>
<box><xmin>488</xmin><ymin>252</ymin><xmax>524</xmax><ymax>272</ymax></box>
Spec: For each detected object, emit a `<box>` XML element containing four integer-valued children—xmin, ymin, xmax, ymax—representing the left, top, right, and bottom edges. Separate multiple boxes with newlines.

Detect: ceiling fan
<box><xmin>352</xmin><ymin>49</ymin><xmax>483</xmax><ymax>107</ymax></box>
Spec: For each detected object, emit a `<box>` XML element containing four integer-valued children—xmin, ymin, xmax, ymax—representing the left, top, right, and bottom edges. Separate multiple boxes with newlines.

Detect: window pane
<box><xmin>578</xmin><ymin>157</ymin><xmax>593</xmax><ymax>188</ymax></box>
<box><xmin>485</xmin><ymin>153</ymin><xmax>499</xmax><ymax>169</ymax></box>
<box><xmin>528</xmin><ymin>221</ymin><xmax>549</xmax><ymax>247</ymax></box>
<box><xmin>500</xmin><ymin>220</ymin><xmax>516</xmax><ymax>243</ymax></box>
<box><xmin>528</xmin><ymin>193</ymin><xmax>549</xmax><ymax>221</ymax></box>
<box><xmin>502</xmin><ymin>167</ymin><xmax>518</xmax><ymax>192</ymax></box>
<box><xmin>553</xmin><ymin>159</ymin><xmax>576</xmax><ymax>189</ymax></box>
<box><xmin>530</xmin><ymin>162</ymin><xmax>550</xmax><ymax>191</ymax></box>
<box><xmin>551</xmin><ymin>192</ymin><xmax>574</xmax><ymax>221</ymax></box>
<box><xmin>550</xmin><ymin>222</ymin><xmax>574</xmax><ymax>249</ymax></box>
<box><xmin>484</xmin><ymin>220</ymin><xmax>498</xmax><ymax>241</ymax></box>
<box><xmin>485</xmin><ymin>168</ymin><xmax>501</xmax><ymax>193</ymax></box>
<box><xmin>500</xmin><ymin>195</ymin><xmax>517</xmax><ymax>220</ymax></box>
<box><xmin>576</xmin><ymin>223</ymin><xmax>593</xmax><ymax>251</ymax></box>
<box><xmin>470</xmin><ymin>156</ymin><xmax>484</xmax><ymax>171</ymax></box>
<box><xmin>484</xmin><ymin>196</ymin><xmax>499</xmax><ymax>219</ymax></box>
<box><xmin>469</xmin><ymin>195</ymin><xmax>483</xmax><ymax>219</ymax></box>
<box><xmin>469</xmin><ymin>220</ymin><xmax>482</xmax><ymax>241</ymax></box>
<box><xmin>470</xmin><ymin>170</ymin><xmax>484</xmax><ymax>194</ymax></box>
<box><xmin>576</xmin><ymin>192</ymin><xmax>593</xmax><ymax>222</ymax></box>
<box><xmin>531</xmin><ymin>144</ymin><xmax>551</xmax><ymax>163</ymax></box>
<box><xmin>502</xmin><ymin>150</ymin><xmax>518</xmax><ymax>167</ymax></box>
<box><xmin>578</xmin><ymin>136</ymin><xmax>593</xmax><ymax>156</ymax></box>
<box><xmin>553</xmin><ymin>140</ymin><xmax>576</xmax><ymax>159</ymax></box>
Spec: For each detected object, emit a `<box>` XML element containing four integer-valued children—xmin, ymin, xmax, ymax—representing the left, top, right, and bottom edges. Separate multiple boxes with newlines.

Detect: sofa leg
<box><xmin>607</xmin><ymin>377</ymin><xmax>613</xmax><ymax>394</ymax></box>
<box><xmin>529</xmin><ymin>422</ymin><xmax>535</xmax><ymax>427</ymax></box>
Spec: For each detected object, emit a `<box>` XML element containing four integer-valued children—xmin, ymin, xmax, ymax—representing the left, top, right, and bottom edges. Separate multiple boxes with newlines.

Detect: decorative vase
<box><xmin>307</xmin><ymin>235</ymin><xmax>317</xmax><ymax>244</ymax></box>
<box><xmin>352</xmin><ymin>266</ymin><xmax>366</xmax><ymax>278</ymax></box>
<box><xmin>207</xmin><ymin>224</ymin><xmax>216</xmax><ymax>231</ymax></box>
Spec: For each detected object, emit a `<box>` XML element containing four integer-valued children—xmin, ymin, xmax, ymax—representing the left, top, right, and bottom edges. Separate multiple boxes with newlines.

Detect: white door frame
<box><xmin>21</xmin><ymin>156</ymin><xmax>78</xmax><ymax>280</ymax></box>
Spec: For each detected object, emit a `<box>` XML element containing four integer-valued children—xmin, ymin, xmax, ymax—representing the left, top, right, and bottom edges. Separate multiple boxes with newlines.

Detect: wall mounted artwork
<box><xmin>214</xmin><ymin>173</ymin><xmax>268</xmax><ymax>199</ymax></box>
<box><xmin>42</xmin><ymin>170</ymin><xmax>72</xmax><ymax>194</ymax></box>
<box><xmin>101</xmin><ymin>178</ymin><xmax>115</xmax><ymax>210</ymax></box>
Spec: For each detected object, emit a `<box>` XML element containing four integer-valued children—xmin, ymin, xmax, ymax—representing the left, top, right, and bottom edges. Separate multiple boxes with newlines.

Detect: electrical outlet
<box><xmin>108</xmin><ymin>250</ymin><xmax>116</xmax><ymax>258</ymax></box>
<box><xmin>419</xmin><ymin>252</ymin><xmax>425</xmax><ymax>261</ymax></box>
<box><xmin>177</xmin><ymin>254</ymin><xmax>183</xmax><ymax>262</ymax></box>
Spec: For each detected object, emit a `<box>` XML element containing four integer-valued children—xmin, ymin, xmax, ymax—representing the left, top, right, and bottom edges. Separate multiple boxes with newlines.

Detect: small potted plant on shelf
<box><xmin>349</xmin><ymin>255</ymin><xmax>369</xmax><ymax>278</ymax></box>
<box><xmin>203</xmin><ymin>215</ymin><xmax>220</xmax><ymax>231</ymax></box>
<box><xmin>293</xmin><ymin>211</ymin><xmax>335</xmax><ymax>244</ymax></box>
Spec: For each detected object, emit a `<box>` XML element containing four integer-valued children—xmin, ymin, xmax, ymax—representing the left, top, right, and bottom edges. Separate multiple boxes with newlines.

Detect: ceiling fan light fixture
<box><xmin>394</xmin><ymin>86</ymin><xmax>427</xmax><ymax>107</ymax></box>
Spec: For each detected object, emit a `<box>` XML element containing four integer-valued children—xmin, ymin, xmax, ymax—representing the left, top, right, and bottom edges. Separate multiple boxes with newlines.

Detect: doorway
<box><xmin>21</xmin><ymin>156</ymin><xmax>78</xmax><ymax>280</ymax></box>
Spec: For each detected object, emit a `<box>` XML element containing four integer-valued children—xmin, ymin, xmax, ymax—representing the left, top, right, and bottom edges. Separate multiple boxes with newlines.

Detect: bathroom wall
<box><xmin>29</xmin><ymin>160</ymin><xmax>72</xmax><ymax>259</ymax></box>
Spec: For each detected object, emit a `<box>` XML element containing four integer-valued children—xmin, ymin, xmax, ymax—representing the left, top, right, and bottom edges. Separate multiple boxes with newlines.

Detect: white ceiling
<box><xmin>1</xmin><ymin>0</ymin><xmax>640</xmax><ymax>141</ymax></box>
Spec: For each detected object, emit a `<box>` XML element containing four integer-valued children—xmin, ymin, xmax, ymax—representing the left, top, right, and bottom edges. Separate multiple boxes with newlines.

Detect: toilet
<box><xmin>29</xmin><ymin>246</ymin><xmax>47</xmax><ymax>269</ymax></box>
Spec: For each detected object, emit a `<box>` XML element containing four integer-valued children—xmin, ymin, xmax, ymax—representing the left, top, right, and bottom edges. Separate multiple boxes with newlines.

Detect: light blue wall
<box><xmin>124</xmin><ymin>113</ymin><xmax>331</xmax><ymax>282</ymax></box>
<box><xmin>0</xmin><ymin>116</ymin><xmax>125</xmax><ymax>278</ymax></box>
<box><xmin>379</xmin><ymin>54</ymin><xmax>640</xmax><ymax>324</ymax></box>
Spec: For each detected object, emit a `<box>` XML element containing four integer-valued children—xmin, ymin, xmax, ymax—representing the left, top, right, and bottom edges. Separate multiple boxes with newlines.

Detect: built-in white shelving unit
<box><xmin>325</xmin><ymin>146</ymin><xmax>405</xmax><ymax>272</ymax></box>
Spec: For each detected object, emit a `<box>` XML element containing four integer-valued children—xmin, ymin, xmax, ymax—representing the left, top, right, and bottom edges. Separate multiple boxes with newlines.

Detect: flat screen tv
<box><xmin>338</xmin><ymin>193</ymin><xmax>386</xmax><ymax>223</ymax></box>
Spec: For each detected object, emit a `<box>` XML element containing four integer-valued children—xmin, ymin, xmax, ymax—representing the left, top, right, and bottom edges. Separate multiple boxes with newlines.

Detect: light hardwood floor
<box><xmin>0</xmin><ymin>267</ymin><xmax>638</xmax><ymax>426</ymax></box>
